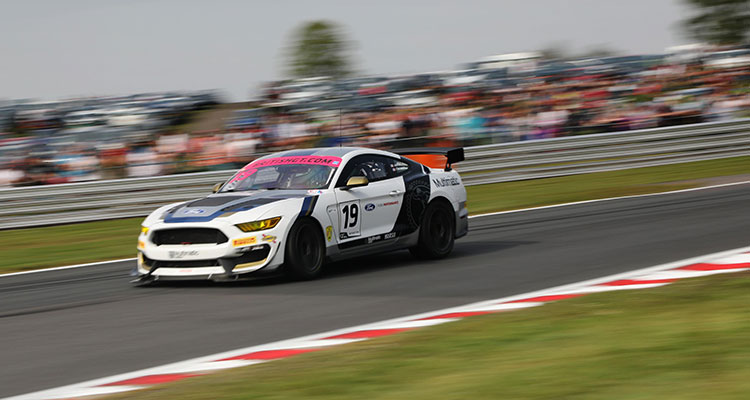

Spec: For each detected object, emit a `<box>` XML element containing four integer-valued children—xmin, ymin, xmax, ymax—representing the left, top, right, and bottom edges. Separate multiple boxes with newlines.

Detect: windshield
<box><xmin>220</xmin><ymin>155</ymin><xmax>341</xmax><ymax>192</ymax></box>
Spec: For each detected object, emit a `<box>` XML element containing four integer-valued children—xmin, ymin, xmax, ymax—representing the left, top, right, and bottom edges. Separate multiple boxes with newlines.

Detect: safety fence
<box><xmin>1</xmin><ymin>118</ymin><xmax>748</xmax><ymax>229</ymax></box>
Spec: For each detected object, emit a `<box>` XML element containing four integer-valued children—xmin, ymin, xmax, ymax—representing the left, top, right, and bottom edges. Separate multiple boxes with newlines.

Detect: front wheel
<box><xmin>409</xmin><ymin>200</ymin><xmax>455</xmax><ymax>259</ymax></box>
<box><xmin>283</xmin><ymin>218</ymin><xmax>325</xmax><ymax>280</ymax></box>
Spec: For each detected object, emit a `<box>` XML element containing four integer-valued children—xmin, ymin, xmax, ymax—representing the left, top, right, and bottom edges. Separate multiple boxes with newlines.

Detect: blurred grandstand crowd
<box><xmin>1</xmin><ymin>46</ymin><xmax>749</xmax><ymax>187</ymax></box>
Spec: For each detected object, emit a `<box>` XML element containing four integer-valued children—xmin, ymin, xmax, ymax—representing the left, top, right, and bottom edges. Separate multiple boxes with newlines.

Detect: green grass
<box><xmin>0</xmin><ymin>218</ymin><xmax>143</xmax><ymax>273</ymax></box>
<box><xmin>107</xmin><ymin>272</ymin><xmax>750</xmax><ymax>400</ymax></box>
<box><xmin>465</xmin><ymin>155</ymin><xmax>750</xmax><ymax>214</ymax></box>
<box><xmin>1</xmin><ymin>156</ymin><xmax>749</xmax><ymax>274</ymax></box>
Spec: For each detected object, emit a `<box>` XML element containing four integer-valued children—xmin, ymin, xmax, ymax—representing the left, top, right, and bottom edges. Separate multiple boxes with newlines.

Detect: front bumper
<box><xmin>137</xmin><ymin>220</ymin><xmax>284</xmax><ymax>280</ymax></box>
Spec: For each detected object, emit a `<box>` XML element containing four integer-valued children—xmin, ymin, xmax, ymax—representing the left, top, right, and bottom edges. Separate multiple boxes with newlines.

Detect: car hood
<box><xmin>163</xmin><ymin>190</ymin><xmax>313</xmax><ymax>223</ymax></box>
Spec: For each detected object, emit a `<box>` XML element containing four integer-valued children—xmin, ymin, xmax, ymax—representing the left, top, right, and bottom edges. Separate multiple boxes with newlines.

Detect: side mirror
<box><xmin>342</xmin><ymin>176</ymin><xmax>369</xmax><ymax>190</ymax></box>
<box><xmin>212</xmin><ymin>182</ymin><xmax>223</xmax><ymax>193</ymax></box>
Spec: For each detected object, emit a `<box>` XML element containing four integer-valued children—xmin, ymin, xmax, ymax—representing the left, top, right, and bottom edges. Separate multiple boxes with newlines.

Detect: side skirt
<box><xmin>327</xmin><ymin>230</ymin><xmax>420</xmax><ymax>262</ymax></box>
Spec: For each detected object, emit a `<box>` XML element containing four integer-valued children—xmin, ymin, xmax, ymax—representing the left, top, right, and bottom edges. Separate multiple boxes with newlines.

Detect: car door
<box><xmin>334</xmin><ymin>155</ymin><xmax>406</xmax><ymax>245</ymax></box>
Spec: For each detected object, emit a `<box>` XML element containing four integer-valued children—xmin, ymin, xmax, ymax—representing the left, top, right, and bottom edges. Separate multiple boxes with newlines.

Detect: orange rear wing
<box><xmin>393</xmin><ymin>147</ymin><xmax>464</xmax><ymax>171</ymax></box>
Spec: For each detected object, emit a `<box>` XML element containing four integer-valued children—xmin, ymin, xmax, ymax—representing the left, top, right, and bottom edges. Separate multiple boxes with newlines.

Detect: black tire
<box><xmin>409</xmin><ymin>200</ymin><xmax>455</xmax><ymax>259</ymax></box>
<box><xmin>283</xmin><ymin>218</ymin><xmax>326</xmax><ymax>280</ymax></box>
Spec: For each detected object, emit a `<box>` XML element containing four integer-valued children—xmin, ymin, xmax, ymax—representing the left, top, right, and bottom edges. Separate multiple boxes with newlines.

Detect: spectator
<box><xmin>126</xmin><ymin>141</ymin><xmax>162</xmax><ymax>178</ymax></box>
<box><xmin>2</xmin><ymin>52</ymin><xmax>749</xmax><ymax>186</ymax></box>
<box><xmin>0</xmin><ymin>161</ymin><xmax>24</xmax><ymax>187</ymax></box>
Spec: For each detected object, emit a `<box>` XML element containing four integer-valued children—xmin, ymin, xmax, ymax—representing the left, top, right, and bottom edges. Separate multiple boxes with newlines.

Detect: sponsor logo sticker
<box><xmin>364</xmin><ymin>203</ymin><xmax>375</xmax><ymax>211</ymax></box>
<box><xmin>261</xmin><ymin>234</ymin><xmax>277</xmax><ymax>244</ymax></box>
<box><xmin>364</xmin><ymin>232</ymin><xmax>398</xmax><ymax>245</ymax></box>
<box><xmin>233</xmin><ymin>237</ymin><xmax>258</xmax><ymax>247</ymax></box>
<box><xmin>307</xmin><ymin>189</ymin><xmax>324</xmax><ymax>195</ymax></box>
<box><xmin>432</xmin><ymin>177</ymin><xmax>461</xmax><ymax>187</ymax></box>
<box><xmin>326</xmin><ymin>226</ymin><xmax>333</xmax><ymax>242</ymax></box>
<box><xmin>228</xmin><ymin>156</ymin><xmax>343</xmax><ymax>185</ymax></box>
<box><xmin>367</xmin><ymin>235</ymin><xmax>382</xmax><ymax>244</ymax></box>
<box><xmin>184</xmin><ymin>208</ymin><xmax>206</xmax><ymax>215</ymax></box>
<box><xmin>137</xmin><ymin>240</ymin><xmax>145</xmax><ymax>249</ymax></box>
<box><xmin>381</xmin><ymin>201</ymin><xmax>399</xmax><ymax>206</ymax></box>
<box><xmin>250</xmin><ymin>156</ymin><xmax>343</xmax><ymax>168</ymax></box>
<box><xmin>168</xmin><ymin>250</ymin><xmax>200</xmax><ymax>259</ymax></box>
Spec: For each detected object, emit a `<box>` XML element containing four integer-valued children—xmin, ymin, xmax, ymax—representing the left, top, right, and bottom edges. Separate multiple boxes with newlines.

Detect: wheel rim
<box><xmin>429</xmin><ymin>207</ymin><xmax>452</xmax><ymax>251</ymax></box>
<box><xmin>296</xmin><ymin>224</ymin><xmax>322</xmax><ymax>272</ymax></box>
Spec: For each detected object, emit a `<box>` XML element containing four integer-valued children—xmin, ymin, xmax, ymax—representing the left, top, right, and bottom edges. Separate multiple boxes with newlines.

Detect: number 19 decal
<box><xmin>339</xmin><ymin>200</ymin><xmax>361</xmax><ymax>239</ymax></box>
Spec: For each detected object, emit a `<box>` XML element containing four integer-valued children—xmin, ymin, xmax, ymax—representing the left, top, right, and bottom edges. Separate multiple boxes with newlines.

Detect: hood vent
<box><xmin>187</xmin><ymin>196</ymin><xmax>247</xmax><ymax>207</ymax></box>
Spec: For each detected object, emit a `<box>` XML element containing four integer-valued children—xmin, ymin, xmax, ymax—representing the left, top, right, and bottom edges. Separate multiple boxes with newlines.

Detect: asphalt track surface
<box><xmin>1</xmin><ymin>183</ymin><xmax>749</xmax><ymax>398</ymax></box>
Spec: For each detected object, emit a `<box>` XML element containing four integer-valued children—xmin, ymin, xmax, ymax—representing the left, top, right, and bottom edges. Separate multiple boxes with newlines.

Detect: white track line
<box><xmin>469</xmin><ymin>179</ymin><xmax>750</xmax><ymax>219</ymax></box>
<box><xmin>5</xmin><ymin>245</ymin><xmax>750</xmax><ymax>400</ymax></box>
<box><xmin>0</xmin><ymin>258</ymin><xmax>136</xmax><ymax>278</ymax></box>
<box><xmin>3</xmin><ymin>179</ymin><xmax>749</xmax><ymax>279</ymax></box>
<box><xmin>710</xmin><ymin>253</ymin><xmax>750</xmax><ymax>264</ymax></box>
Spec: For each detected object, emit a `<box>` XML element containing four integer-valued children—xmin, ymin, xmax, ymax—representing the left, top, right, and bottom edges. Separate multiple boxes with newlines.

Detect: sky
<box><xmin>0</xmin><ymin>0</ymin><xmax>694</xmax><ymax>101</ymax></box>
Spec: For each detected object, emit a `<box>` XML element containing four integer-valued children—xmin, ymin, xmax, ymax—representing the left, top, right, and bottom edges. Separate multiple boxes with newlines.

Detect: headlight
<box><xmin>141</xmin><ymin>226</ymin><xmax>149</xmax><ymax>235</ymax></box>
<box><xmin>236</xmin><ymin>217</ymin><xmax>281</xmax><ymax>232</ymax></box>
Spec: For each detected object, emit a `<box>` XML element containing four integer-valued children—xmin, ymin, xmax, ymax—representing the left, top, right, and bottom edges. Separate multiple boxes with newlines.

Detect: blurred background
<box><xmin>0</xmin><ymin>0</ymin><xmax>748</xmax><ymax>186</ymax></box>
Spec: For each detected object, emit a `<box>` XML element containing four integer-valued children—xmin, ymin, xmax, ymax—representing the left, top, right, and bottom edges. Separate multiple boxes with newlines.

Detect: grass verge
<box><xmin>107</xmin><ymin>272</ymin><xmax>750</xmax><ymax>400</ymax></box>
<box><xmin>465</xmin><ymin>155</ymin><xmax>750</xmax><ymax>214</ymax></box>
<box><xmin>0</xmin><ymin>218</ymin><xmax>142</xmax><ymax>273</ymax></box>
<box><xmin>1</xmin><ymin>156</ymin><xmax>749</xmax><ymax>274</ymax></box>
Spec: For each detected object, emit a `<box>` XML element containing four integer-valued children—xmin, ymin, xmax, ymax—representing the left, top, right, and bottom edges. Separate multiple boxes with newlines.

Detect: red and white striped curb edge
<box><xmin>5</xmin><ymin>245</ymin><xmax>750</xmax><ymax>400</ymax></box>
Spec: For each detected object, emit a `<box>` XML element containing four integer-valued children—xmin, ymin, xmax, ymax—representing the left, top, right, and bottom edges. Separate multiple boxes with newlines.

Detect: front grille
<box><xmin>152</xmin><ymin>228</ymin><xmax>228</xmax><ymax>246</ymax></box>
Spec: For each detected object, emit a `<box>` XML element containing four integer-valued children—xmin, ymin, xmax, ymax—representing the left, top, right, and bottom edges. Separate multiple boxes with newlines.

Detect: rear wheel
<box><xmin>284</xmin><ymin>218</ymin><xmax>325</xmax><ymax>280</ymax></box>
<box><xmin>409</xmin><ymin>200</ymin><xmax>455</xmax><ymax>259</ymax></box>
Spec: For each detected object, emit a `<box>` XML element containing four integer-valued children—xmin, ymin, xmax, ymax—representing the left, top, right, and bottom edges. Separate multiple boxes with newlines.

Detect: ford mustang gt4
<box><xmin>134</xmin><ymin>147</ymin><xmax>468</xmax><ymax>282</ymax></box>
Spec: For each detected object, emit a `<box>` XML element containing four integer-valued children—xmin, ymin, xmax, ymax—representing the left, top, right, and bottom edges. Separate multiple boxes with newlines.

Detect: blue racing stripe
<box><xmin>298</xmin><ymin>196</ymin><xmax>318</xmax><ymax>217</ymax></box>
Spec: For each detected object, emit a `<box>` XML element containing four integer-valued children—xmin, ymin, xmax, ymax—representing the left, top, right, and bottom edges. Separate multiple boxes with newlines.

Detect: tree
<box><xmin>286</xmin><ymin>20</ymin><xmax>353</xmax><ymax>79</ymax></box>
<box><xmin>538</xmin><ymin>42</ymin><xmax>570</xmax><ymax>60</ymax></box>
<box><xmin>579</xmin><ymin>44</ymin><xmax>619</xmax><ymax>59</ymax></box>
<box><xmin>683</xmin><ymin>0</ymin><xmax>750</xmax><ymax>45</ymax></box>
<box><xmin>537</xmin><ymin>43</ymin><xmax>619</xmax><ymax>61</ymax></box>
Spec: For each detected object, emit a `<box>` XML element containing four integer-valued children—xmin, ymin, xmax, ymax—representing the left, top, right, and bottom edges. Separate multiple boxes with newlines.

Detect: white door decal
<box><xmin>339</xmin><ymin>200</ymin><xmax>361</xmax><ymax>239</ymax></box>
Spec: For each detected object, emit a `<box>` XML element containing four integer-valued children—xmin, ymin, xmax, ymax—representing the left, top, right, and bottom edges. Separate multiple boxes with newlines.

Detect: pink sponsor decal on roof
<box><xmin>228</xmin><ymin>167</ymin><xmax>258</xmax><ymax>185</ymax></box>
<box><xmin>249</xmin><ymin>156</ymin><xmax>342</xmax><ymax>168</ymax></box>
<box><xmin>228</xmin><ymin>156</ymin><xmax>342</xmax><ymax>185</ymax></box>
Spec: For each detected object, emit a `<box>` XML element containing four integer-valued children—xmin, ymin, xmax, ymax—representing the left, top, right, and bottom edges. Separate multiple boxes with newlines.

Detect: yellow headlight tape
<box><xmin>266</xmin><ymin>216</ymin><xmax>281</xmax><ymax>228</ymax></box>
<box><xmin>236</xmin><ymin>217</ymin><xmax>281</xmax><ymax>232</ymax></box>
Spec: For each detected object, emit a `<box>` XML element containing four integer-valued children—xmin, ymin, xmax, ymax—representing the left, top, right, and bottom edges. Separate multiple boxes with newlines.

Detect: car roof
<box><xmin>262</xmin><ymin>147</ymin><xmax>394</xmax><ymax>159</ymax></box>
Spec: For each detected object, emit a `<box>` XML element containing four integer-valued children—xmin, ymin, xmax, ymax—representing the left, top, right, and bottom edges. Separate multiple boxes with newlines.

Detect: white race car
<box><xmin>135</xmin><ymin>147</ymin><xmax>468</xmax><ymax>282</ymax></box>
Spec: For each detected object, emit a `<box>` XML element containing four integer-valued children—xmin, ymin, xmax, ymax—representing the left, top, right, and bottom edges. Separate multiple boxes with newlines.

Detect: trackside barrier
<box><xmin>1</xmin><ymin>118</ymin><xmax>749</xmax><ymax>229</ymax></box>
